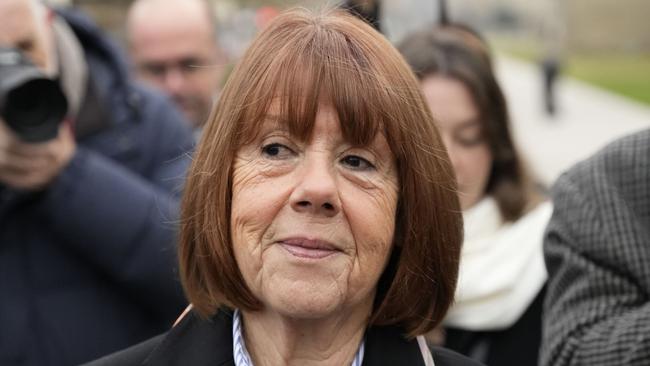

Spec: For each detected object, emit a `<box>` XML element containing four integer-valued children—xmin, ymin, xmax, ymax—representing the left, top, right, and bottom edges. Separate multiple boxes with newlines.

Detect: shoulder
<box><xmin>363</xmin><ymin>325</ymin><xmax>484</xmax><ymax>366</ymax></box>
<box><xmin>126</xmin><ymin>85</ymin><xmax>195</xmax><ymax>159</ymax></box>
<box><xmin>83</xmin><ymin>309</ymin><xmax>235</xmax><ymax>366</ymax></box>
<box><xmin>556</xmin><ymin>129</ymin><xmax>650</xmax><ymax>195</ymax></box>
<box><xmin>431</xmin><ymin>346</ymin><xmax>485</xmax><ymax>366</ymax></box>
<box><xmin>93</xmin><ymin>81</ymin><xmax>194</xmax><ymax>159</ymax></box>
<box><xmin>596</xmin><ymin>128</ymin><xmax>650</xmax><ymax>163</ymax></box>
<box><xmin>81</xmin><ymin>334</ymin><xmax>165</xmax><ymax>366</ymax></box>
<box><xmin>551</xmin><ymin>129</ymin><xmax>650</xmax><ymax>230</ymax></box>
<box><xmin>131</xmin><ymin>84</ymin><xmax>192</xmax><ymax>130</ymax></box>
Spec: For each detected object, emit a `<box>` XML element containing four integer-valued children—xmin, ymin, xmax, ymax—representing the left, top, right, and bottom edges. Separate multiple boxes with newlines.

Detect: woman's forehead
<box><xmin>253</xmin><ymin>99</ymin><xmax>386</xmax><ymax>145</ymax></box>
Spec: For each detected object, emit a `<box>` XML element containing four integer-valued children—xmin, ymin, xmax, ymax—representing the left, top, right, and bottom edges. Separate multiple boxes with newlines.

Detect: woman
<box><xmin>87</xmin><ymin>8</ymin><xmax>481</xmax><ymax>366</ymax></box>
<box><xmin>398</xmin><ymin>27</ymin><xmax>552</xmax><ymax>366</ymax></box>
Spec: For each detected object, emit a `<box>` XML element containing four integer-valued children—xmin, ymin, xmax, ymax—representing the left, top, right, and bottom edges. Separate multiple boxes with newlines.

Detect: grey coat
<box><xmin>541</xmin><ymin>129</ymin><xmax>650</xmax><ymax>365</ymax></box>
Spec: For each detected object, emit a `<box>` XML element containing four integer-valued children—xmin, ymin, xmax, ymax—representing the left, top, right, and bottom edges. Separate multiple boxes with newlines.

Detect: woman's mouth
<box><xmin>279</xmin><ymin>238</ymin><xmax>340</xmax><ymax>259</ymax></box>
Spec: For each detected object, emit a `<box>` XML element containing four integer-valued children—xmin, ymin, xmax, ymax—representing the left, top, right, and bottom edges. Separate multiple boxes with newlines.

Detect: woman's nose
<box><xmin>289</xmin><ymin>159</ymin><xmax>340</xmax><ymax>218</ymax></box>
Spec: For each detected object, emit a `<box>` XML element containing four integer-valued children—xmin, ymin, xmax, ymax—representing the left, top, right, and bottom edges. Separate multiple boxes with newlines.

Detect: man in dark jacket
<box><xmin>127</xmin><ymin>0</ymin><xmax>225</xmax><ymax>129</ymax></box>
<box><xmin>0</xmin><ymin>1</ymin><xmax>194</xmax><ymax>364</ymax></box>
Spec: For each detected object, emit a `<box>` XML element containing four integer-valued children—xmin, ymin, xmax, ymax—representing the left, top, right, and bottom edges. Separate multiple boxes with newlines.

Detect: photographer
<box><xmin>0</xmin><ymin>1</ymin><xmax>194</xmax><ymax>365</ymax></box>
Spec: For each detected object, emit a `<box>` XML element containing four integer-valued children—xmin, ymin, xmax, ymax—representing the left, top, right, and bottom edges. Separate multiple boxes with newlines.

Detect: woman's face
<box><xmin>421</xmin><ymin>76</ymin><xmax>492</xmax><ymax>211</ymax></box>
<box><xmin>230</xmin><ymin>103</ymin><xmax>399</xmax><ymax>320</ymax></box>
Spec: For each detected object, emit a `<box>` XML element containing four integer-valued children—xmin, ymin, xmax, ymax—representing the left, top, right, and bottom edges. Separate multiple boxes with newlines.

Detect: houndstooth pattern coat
<box><xmin>541</xmin><ymin>129</ymin><xmax>650</xmax><ymax>366</ymax></box>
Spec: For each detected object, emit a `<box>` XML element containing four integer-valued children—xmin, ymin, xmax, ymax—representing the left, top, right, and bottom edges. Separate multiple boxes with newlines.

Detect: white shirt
<box><xmin>232</xmin><ymin>309</ymin><xmax>365</xmax><ymax>366</ymax></box>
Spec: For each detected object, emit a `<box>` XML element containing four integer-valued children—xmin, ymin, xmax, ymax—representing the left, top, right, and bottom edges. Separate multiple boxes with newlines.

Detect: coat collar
<box><xmin>143</xmin><ymin>309</ymin><xmax>425</xmax><ymax>366</ymax></box>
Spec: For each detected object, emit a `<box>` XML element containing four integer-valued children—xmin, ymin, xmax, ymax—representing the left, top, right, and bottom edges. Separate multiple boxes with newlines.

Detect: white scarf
<box><xmin>444</xmin><ymin>197</ymin><xmax>552</xmax><ymax>330</ymax></box>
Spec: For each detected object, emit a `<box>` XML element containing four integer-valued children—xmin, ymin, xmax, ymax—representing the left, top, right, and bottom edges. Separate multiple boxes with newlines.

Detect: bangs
<box><xmin>235</xmin><ymin>16</ymin><xmax>395</xmax><ymax>147</ymax></box>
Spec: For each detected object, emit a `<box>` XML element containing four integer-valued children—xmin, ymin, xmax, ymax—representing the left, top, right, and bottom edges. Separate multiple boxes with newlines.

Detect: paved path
<box><xmin>495</xmin><ymin>55</ymin><xmax>650</xmax><ymax>187</ymax></box>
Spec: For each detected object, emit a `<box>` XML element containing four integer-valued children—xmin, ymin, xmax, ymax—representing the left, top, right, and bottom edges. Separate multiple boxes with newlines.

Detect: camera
<box><xmin>0</xmin><ymin>46</ymin><xmax>68</xmax><ymax>142</ymax></box>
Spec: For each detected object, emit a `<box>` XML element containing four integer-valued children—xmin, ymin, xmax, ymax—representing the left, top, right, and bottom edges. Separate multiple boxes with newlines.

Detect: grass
<box><xmin>489</xmin><ymin>34</ymin><xmax>650</xmax><ymax>106</ymax></box>
<box><xmin>565</xmin><ymin>55</ymin><xmax>650</xmax><ymax>105</ymax></box>
<box><xmin>488</xmin><ymin>35</ymin><xmax>540</xmax><ymax>62</ymax></box>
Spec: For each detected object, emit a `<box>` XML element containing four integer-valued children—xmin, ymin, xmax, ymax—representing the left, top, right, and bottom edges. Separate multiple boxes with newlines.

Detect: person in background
<box><xmin>127</xmin><ymin>0</ymin><xmax>225</xmax><ymax>129</ymax></box>
<box><xmin>0</xmin><ymin>0</ymin><xmax>193</xmax><ymax>364</ymax></box>
<box><xmin>399</xmin><ymin>25</ymin><xmax>552</xmax><ymax>366</ymax></box>
<box><xmin>86</xmin><ymin>8</ymin><xmax>483</xmax><ymax>366</ymax></box>
<box><xmin>541</xmin><ymin>129</ymin><xmax>650</xmax><ymax>366</ymax></box>
<box><xmin>538</xmin><ymin>2</ymin><xmax>565</xmax><ymax>117</ymax></box>
<box><xmin>540</xmin><ymin>55</ymin><xmax>560</xmax><ymax>116</ymax></box>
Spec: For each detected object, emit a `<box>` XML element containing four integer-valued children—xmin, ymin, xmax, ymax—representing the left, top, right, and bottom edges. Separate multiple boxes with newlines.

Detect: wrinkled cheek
<box><xmin>231</xmin><ymin>206</ymin><xmax>267</xmax><ymax>263</ymax></box>
<box><xmin>368</xmin><ymin>194</ymin><xmax>398</xmax><ymax>244</ymax></box>
<box><xmin>347</xmin><ymin>216</ymin><xmax>395</xmax><ymax>293</ymax></box>
<box><xmin>356</xmin><ymin>194</ymin><xmax>397</xmax><ymax>275</ymax></box>
<box><xmin>345</xmin><ymin>238</ymin><xmax>392</xmax><ymax>309</ymax></box>
<box><xmin>230</xmin><ymin>194</ymin><xmax>267</xmax><ymax>288</ymax></box>
<box><xmin>361</xmin><ymin>234</ymin><xmax>393</xmax><ymax>272</ymax></box>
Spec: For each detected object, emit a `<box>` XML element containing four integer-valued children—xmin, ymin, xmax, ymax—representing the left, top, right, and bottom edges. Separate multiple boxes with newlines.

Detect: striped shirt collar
<box><xmin>232</xmin><ymin>309</ymin><xmax>365</xmax><ymax>366</ymax></box>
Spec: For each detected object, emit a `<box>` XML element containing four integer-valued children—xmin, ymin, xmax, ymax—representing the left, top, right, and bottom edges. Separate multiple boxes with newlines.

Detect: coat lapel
<box><xmin>363</xmin><ymin>325</ymin><xmax>425</xmax><ymax>366</ymax></box>
<box><xmin>143</xmin><ymin>309</ymin><xmax>424</xmax><ymax>366</ymax></box>
<box><xmin>143</xmin><ymin>310</ymin><xmax>235</xmax><ymax>366</ymax></box>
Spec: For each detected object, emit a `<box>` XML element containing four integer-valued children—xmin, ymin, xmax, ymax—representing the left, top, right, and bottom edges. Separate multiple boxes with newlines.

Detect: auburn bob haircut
<box><xmin>179</xmin><ymin>7</ymin><xmax>462</xmax><ymax>337</ymax></box>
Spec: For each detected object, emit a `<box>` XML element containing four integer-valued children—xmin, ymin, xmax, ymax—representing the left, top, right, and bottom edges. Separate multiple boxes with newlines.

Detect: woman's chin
<box><xmin>276</xmin><ymin>301</ymin><xmax>340</xmax><ymax>320</ymax></box>
<box><xmin>262</xmin><ymin>280</ymin><xmax>348</xmax><ymax>320</ymax></box>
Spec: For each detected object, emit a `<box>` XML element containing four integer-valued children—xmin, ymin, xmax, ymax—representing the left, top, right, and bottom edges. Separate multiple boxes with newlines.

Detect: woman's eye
<box><xmin>456</xmin><ymin>133</ymin><xmax>485</xmax><ymax>147</ymax></box>
<box><xmin>341</xmin><ymin>155</ymin><xmax>375</xmax><ymax>171</ymax></box>
<box><xmin>261</xmin><ymin>143</ymin><xmax>293</xmax><ymax>159</ymax></box>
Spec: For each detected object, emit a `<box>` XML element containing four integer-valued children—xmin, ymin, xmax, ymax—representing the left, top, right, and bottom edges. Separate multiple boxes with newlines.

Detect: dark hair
<box><xmin>398</xmin><ymin>25</ymin><xmax>536</xmax><ymax>221</ymax></box>
<box><xmin>179</xmin><ymin>7</ymin><xmax>463</xmax><ymax>337</ymax></box>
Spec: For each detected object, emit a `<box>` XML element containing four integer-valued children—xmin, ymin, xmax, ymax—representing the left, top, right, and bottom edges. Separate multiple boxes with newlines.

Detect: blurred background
<box><xmin>48</xmin><ymin>0</ymin><xmax>650</xmax><ymax>188</ymax></box>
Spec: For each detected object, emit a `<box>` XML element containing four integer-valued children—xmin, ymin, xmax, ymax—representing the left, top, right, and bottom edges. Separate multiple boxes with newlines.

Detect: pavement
<box><xmin>494</xmin><ymin>55</ymin><xmax>650</xmax><ymax>187</ymax></box>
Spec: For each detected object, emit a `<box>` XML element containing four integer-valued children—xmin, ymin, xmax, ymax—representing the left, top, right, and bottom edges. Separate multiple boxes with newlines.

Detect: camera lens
<box><xmin>0</xmin><ymin>46</ymin><xmax>68</xmax><ymax>142</ymax></box>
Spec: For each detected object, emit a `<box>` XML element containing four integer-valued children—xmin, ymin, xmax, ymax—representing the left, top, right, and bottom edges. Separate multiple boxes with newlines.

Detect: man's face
<box><xmin>129</xmin><ymin>11</ymin><xmax>222</xmax><ymax>128</ymax></box>
<box><xmin>0</xmin><ymin>0</ymin><xmax>55</xmax><ymax>75</ymax></box>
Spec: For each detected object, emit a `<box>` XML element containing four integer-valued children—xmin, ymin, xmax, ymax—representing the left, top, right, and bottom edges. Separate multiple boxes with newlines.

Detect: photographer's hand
<box><xmin>0</xmin><ymin>119</ymin><xmax>76</xmax><ymax>190</ymax></box>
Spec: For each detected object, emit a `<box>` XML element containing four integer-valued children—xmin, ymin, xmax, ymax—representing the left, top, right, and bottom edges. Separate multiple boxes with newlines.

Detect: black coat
<box><xmin>85</xmin><ymin>309</ymin><xmax>484</xmax><ymax>366</ymax></box>
<box><xmin>444</xmin><ymin>287</ymin><xmax>546</xmax><ymax>366</ymax></box>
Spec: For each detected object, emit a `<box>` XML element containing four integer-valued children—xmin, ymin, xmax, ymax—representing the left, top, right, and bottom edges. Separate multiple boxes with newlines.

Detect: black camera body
<box><xmin>0</xmin><ymin>46</ymin><xmax>68</xmax><ymax>142</ymax></box>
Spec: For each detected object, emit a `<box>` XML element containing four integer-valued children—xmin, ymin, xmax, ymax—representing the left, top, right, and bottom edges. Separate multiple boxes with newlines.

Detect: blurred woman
<box><xmin>399</xmin><ymin>26</ymin><xmax>552</xmax><ymax>366</ymax></box>
<box><xmin>87</xmin><ymin>8</ymin><xmax>483</xmax><ymax>366</ymax></box>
